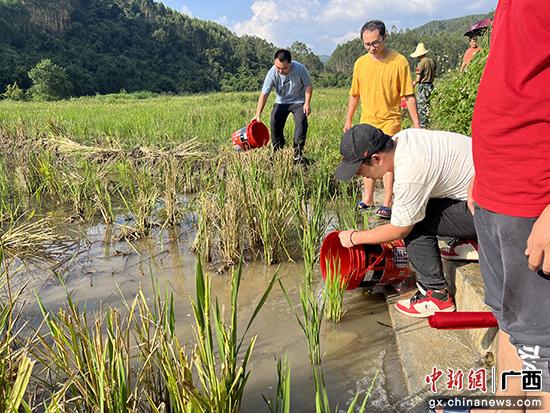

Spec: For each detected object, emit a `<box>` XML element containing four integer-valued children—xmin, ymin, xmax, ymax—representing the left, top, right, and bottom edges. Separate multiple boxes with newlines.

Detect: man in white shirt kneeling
<box><xmin>335</xmin><ymin>124</ymin><xmax>477</xmax><ymax>317</ymax></box>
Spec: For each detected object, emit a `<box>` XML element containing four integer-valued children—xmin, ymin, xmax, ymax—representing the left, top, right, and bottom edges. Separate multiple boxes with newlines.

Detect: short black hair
<box><xmin>364</xmin><ymin>137</ymin><xmax>395</xmax><ymax>165</ymax></box>
<box><xmin>274</xmin><ymin>49</ymin><xmax>292</xmax><ymax>63</ymax></box>
<box><xmin>360</xmin><ymin>20</ymin><xmax>386</xmax><ymax>39</ymax></box>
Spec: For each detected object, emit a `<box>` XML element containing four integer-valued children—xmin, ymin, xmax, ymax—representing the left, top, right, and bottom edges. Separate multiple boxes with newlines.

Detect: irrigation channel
<box><xmin>11</xmin><ymin>217</ymin><xmax>419</xmax><ymax>412</ymax></box>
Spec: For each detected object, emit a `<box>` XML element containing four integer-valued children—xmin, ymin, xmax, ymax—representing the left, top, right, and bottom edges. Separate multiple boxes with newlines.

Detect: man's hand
<box><xmin>526</xmin><ymin>204</ymin><xmax>550</xmax><ymax>274</ymax></box>
<box><xmin>343</xmin><ymin>120</ymin><xmax>352</xmax><ymax>132</ymax></box>
<box><xmin>339</xmin><ymin>229</ymin><xmax>358</xmax><ymax>248</ymax></box>
<box><xmin>303</xmin><ymin>103</ymin><xmax>311</xmax><ymax>116</ymax></box>
<box><xmin>252</xmin><ymin>115</ymin><xmax>261</xmax><ymax>122</ymax></box>
<box><xmin>467</xmin><ymin>175</ymin><xmax>475</xmax><ymax>215</ymax></box>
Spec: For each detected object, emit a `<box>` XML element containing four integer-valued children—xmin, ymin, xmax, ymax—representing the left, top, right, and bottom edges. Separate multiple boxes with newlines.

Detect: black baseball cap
<box><xmin>334</xmin><ymin>124</ymin><xmax>391</xmax><ymax>181</ymax></box>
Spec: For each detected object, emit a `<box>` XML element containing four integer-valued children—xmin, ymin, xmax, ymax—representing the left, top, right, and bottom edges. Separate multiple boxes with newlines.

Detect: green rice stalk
<box><xmin>0</xmin><ymin>252</ymin><xmax>33</xmax><ymax>413</ymax></box>
<box><xmin>298</xmin><ymin>173</ymin><xmax>330</xmax><ymax>283</ymax></box>
<box><xmin>334</xmin><ymin>182</ymin><xmax>361</xmax><ymax>230</ymax></box>
<box><xmin>313</xmin><ymin>365</ymin><xmax>331</xmax><ymax>413</ymax></box>
<box><xmin>28</xmin><ymin>151</ymin><xmax>63</xmax><ymax>203</ymax></box>
<box><xmin>215</xmin><ymin>172</ymin><xmax>242</xmax><ymax>266</ymax></box>
<box><xmin>117</xmin><ymin>166</ymin><xmax>159</xmax><ymax>240</ymax></box>
<box><xmin>94</xmin><ymin>180</ymin><xmax>115</xmax><ymax>225</ymax></box>
<box><xmin>279</xmin><ymin>280</ymin><xmax>323</xmax><ymax>366</ymax></box>
<box><xmin>263</xmin><ymin>356</ymin><xmax>291</xmax><ymax>413</ymax></box>
<box><xmin>34</xmin><ymin>292</ymin><xmax>139</xmax><ymax>412</ymax></box>
<box><xmin>323</xmin><ymin>257</ymin><xmax>347</xmax><ymax>323</ymax></box>
<box><xmin>191</xmin><ymin>257</ymin><xmax>277</xmax><ymax>412</ymax></box>
<box><xmin>130</xmin><ymin>287</ymin><xmax>199</xmax><ymax>412</ymax></box>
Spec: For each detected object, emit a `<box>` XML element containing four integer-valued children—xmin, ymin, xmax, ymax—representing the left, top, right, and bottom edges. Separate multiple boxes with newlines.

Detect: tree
<box><xmin>289</xmin><ymin>41</ymin><xmax>324</xmax><ymax>74</ymax></box>
<box><xmin>28</xmin><ymin>59</ymin><xmax>72</xmax><ymax>100</ymax></box>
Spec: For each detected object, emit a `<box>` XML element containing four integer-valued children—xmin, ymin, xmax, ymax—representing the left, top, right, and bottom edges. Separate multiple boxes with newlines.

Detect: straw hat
<box><xmin>410</xmin><ymin>43</ymin><xmax>429</xmax><ymax>58</ymax></box>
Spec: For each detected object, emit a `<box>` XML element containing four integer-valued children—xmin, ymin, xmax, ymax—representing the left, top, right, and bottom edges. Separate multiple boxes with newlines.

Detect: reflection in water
<box><xmin>16</xmin><ymin>223</ymin><xmax>417</xmax><ymax>412</ymax></box>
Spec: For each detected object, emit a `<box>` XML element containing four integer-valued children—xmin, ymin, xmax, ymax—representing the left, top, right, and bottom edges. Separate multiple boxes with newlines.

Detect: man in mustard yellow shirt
<box><xmin>344</xmin><ymin>20</ymin><xmax>420</xmax><ymax>219</ymax></box>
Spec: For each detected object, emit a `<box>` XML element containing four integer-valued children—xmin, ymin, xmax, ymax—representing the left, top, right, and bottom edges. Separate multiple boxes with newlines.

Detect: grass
<box><xmin>0</xmin><ymin>90</ymin><xmax>349</xmax><ymax>149</ymax></box>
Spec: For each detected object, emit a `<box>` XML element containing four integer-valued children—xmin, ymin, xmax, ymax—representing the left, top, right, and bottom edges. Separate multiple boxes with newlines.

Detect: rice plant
<box><xmin>160</xmin><ymin>157</ymin><xmax>181</xmax><ymax>227</ymax></box>
<box><xmin>279</xmin><ymin>279</ymin><xmax>323</xmax><ymax>366</ymax></box>
<box><xmin>190</xmin><ymin>257</ymin><xmax>278</xmax><ymax>412</ymax></box>
<box><xmin>117</xmin><ymin>165</ymin><xmax>160</xmax><ymax>240</ymax></box>
<box><xmin>192</xmin><ymin>191</ymin><xmax>214</xmax><ymax>263</ymax></box>
<box><xmin>60</xmin><ymin>160</ymin><xmax>103</xmax><ymax>221</ymax></box>
<box><xmin>129</xmin><ymin>287</ymin><xmax>198</xmax><ymax>412</ymax></box>
<box><xmin>0</xmin><ymin>212</ymin><xmax>65</xmax><ymax>258</ymax></box>
<box><xmin>34</xmin><ymin>293</ymin><xmax>143</xmax><ymax>412</ymax></box>
<box><xmin>298</xmin><ymin>172</ymin><xmax>330</xmax><ymax>283</ymax></box>
<box><xmin>28</xmin><ymin>150</ymin><xmax>63</xmax><ymax>203</ymax></box>
<box><xmin>263</xmin><ymin>356</ymin><xmax>291</xmax><ymax>413</ymax></box>
<box><xmin>322</xmin><ymin>256</ymin><xmax>347</xmax><ymax>323</ymax></box>
<box><xmin>0</xmin><ymin>253</ymin><xmax>34</xmax><ymax>413</ymax></box>
<box><xmin>333</xmin><ymin>182</ymin><xmax>362</xmax><ymax>230</ymax></box>
<box><xmin>93</xmin><ymin>179</ymin><xmax>115</xmax><ymax>225</ymax></box>
<box><xmin>244</xmin><ymin>150</ymin><xmax>298</xmax><ymax>265</ymax></box>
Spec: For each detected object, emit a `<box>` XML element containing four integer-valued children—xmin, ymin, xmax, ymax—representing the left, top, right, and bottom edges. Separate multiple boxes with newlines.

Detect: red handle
<box><xmin>428</xmin><ymin>312</ymin><xmax>498</xmax><ymax>330</ymax></box>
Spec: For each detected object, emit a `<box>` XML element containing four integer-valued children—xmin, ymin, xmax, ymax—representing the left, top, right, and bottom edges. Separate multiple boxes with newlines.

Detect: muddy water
<box><xmin>18</xmin><ymin>222</ymin><xmax>417</xmax><ymax>412</ymax></box>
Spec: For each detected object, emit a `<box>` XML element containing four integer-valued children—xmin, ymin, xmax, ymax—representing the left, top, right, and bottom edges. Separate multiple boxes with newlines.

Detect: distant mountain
<box><xmin>0</xmin><ymin>0</ymin><xmax>281</xmax><ymax>95</ymax></box>
<box><xmin>326</xmin><ymin>13</ymin><xmax>494</xmax><ymax>76</ymax></box>
<box><xmin>0</xmin><ymin>1</ymin><xmax>494</xmax><ymax>96</ymax></box>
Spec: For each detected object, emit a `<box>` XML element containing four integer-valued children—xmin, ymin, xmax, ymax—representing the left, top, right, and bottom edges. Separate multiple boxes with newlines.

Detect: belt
<box><xmin>419</xmin><ymin>82</ymin><xmax>433</xmax><ymax>85</ymax></box>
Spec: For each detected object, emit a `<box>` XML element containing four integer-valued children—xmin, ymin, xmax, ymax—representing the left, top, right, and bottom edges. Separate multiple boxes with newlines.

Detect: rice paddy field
<box><xmin>0</xmin><ymin>89</ymin><xmax>419</xmax><ymax>412</ymax></box>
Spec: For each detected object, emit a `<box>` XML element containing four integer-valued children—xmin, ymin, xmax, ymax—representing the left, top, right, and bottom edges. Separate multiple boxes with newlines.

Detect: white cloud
<box><xmin>232</xmin><ymin>0</ymin><xmax>321</xmax><ymax>46</ymax></box>
<box><xmin>231</xmin><ymin>0</ymin><xmax>496</xmax><ymax>54</ymax></box>
<box><xmin>332</xmin><ymin>30</ymin><xmax>358</xmax><ymax>45</ymax></box>
<box><xmin>216</xmin><ymin>15</ymin><xmax>229</xmax><ymax>26</ymax></box>
<box><xmin>180</xmin><ymin>4</ymin><xmax>192</xmax><ymax>16</ymax></box>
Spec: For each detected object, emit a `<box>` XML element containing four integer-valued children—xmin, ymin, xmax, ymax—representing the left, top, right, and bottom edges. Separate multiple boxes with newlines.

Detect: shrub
<box><xmin>1</xmin><ymin>82</ymin><xmax>26</xmax><ymax>101</ymax></box>
<box><xmin>429</xmin><ymin>34</ymin><xmax>490</xmax><ymax>135</ymax></box>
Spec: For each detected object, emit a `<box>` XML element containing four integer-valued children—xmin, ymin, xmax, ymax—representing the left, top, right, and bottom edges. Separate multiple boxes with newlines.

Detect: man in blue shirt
<box><xmin>253</xmin><ymin>49</ymin><xmax>313</xmax><ymax>163</ymax></box>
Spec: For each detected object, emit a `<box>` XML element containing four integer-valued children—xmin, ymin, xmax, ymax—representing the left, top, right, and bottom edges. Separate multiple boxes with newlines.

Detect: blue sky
<box><xmin>160</xmin><ymin>0</ymin><xmax>497</xmax><ymax>55</ymax></box>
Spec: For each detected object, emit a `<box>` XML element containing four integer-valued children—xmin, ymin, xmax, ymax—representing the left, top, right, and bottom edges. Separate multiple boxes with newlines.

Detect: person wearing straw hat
<box><xmin>410</xmin><ymin>43</ymin><xmax>436</xmax><ymax>129</ymax></box>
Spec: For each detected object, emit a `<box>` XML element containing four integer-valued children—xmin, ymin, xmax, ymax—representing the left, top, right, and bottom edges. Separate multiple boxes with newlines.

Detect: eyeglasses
<box><xmin>364</xmin><ymin>39</ymin><xmax>382</xmax><ymax>49</ymax></box>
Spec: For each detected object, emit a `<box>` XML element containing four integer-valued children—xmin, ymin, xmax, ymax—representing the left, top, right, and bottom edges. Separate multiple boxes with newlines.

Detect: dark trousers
<box><xmin>270</xmin><ymin>103</ymin><xmax>308</xmax><ymax>158</ymax></box>
<box><xmin>475</xmin><ymin>206</ymin><xmax>550</xmax><ymax>391</ymax></box>
<box><xmin>404</xmin><ymin>199</ymin><xmax>476</xmax><ymax>290</ymax></box>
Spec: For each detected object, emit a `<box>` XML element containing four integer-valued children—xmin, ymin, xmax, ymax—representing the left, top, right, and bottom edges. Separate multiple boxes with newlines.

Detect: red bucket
<box><xmin>320</xmin><ymin>231</ymin><xmax>413</xmax><ymax>290</ymax></box>
<box><xmin>231</xmin><ymin>120</ymin><xmax>270</xmax><ymax>151</ymax></box>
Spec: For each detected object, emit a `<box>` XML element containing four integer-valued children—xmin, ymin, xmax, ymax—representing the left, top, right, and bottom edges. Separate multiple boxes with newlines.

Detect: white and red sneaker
<box><xmin>440</xmin><ymin>239</ymin><xmax>479</xmax><ymax>261</ymax></box>
<box><xmin>395</xmin><ymin>287</ymin><xmax>456</xmax><ymax>318</ymax></box>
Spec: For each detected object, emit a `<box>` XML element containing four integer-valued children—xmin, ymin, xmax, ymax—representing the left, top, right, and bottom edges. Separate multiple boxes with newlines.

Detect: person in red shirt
<box><xmin>460</xmin><ymin>37</ymin><xmax>481</xmax><ymax>72</ymax></box>
<box><xmin>471</xmin><ymin>0</ymin><xmax>550</xmax><ymax>402</ymax></box>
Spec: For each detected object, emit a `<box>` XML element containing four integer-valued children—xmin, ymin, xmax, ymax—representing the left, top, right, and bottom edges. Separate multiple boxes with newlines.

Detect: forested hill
<box><xmin>326</xmin><ymin>13</ymin><xmax>493</xmax><ymax>76</ymax></box>
<box><xmin>0</xmin><ymin>0</ymin><xmax>293</xmax><ymax>95</ymax></box>
<box><xmin>0</xmin><ymin>0</ymin><xmax>492</xmax><ymax>97</ymax></box>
